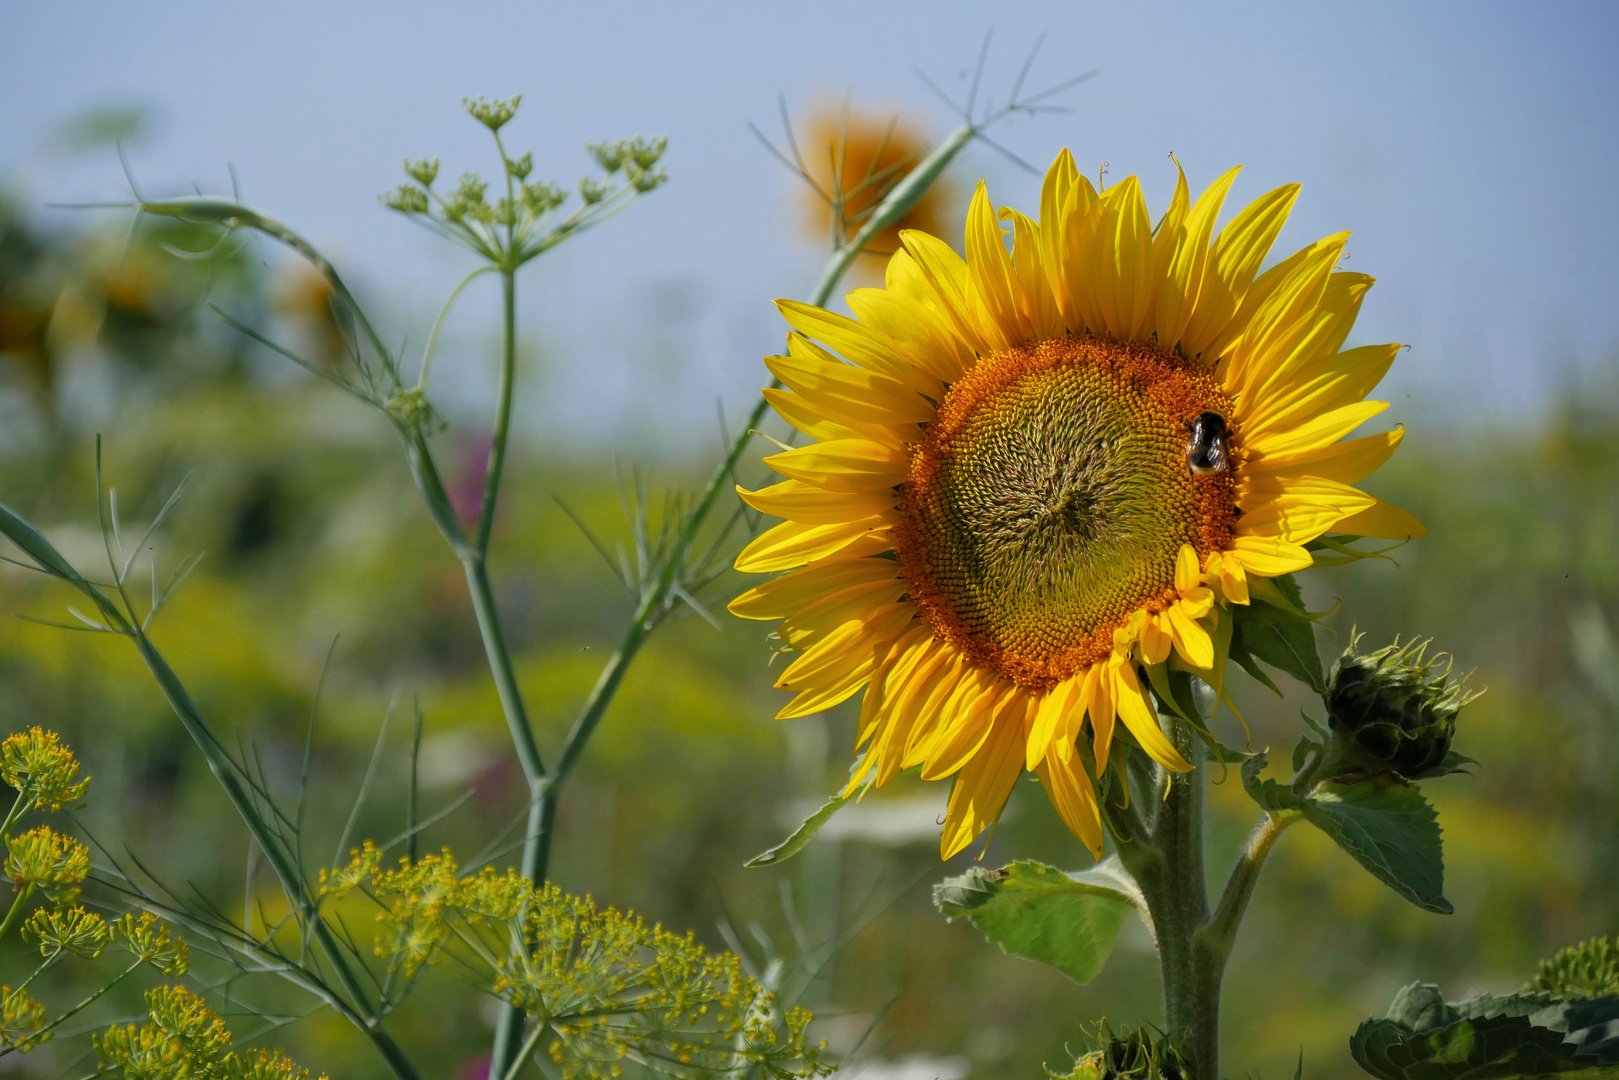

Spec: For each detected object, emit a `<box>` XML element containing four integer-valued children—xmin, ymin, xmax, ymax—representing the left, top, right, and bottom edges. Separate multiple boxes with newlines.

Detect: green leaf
<box><xmin>1240</xmin><ymin>752</ymin><xmax>1309</xmax><ymax>814</ymax></box>
<box><xmin>1350</xmin><ymin>983</ymin><xmax>1619</xmax><ymax>1079</ymax></box>
<box><xmin>1230</xmin><ymin>574</ymin><xmax>1326</xmax><ymax>693</ymax></box>
<box><xmin>1228</xmin><ymin>630</ymin><xmax>1283</xmax><ymax>696</ymax></box>
<box><xmin>744</xmin><ymin>792</ymin><xmax>847</xmax><ymax>867</ymax></box>
<box><xmin>0</xmin><ymin>502</ymin><xmax>87</xmax><ymax>584</ymax></box>
<box><xmin>1405</xmin><ymin>750</ymin><xmax>1480</xmax><ymax>782</ymax></box>
<box><xmin>1303</xmin><ymin>780</ymin><xmax>1451</xmax><ymax>914</ymax></box>
<box><xmin>933</xmin><ymin>860</ymin><xmax>1135</xmax><ymax>985</ymax></box>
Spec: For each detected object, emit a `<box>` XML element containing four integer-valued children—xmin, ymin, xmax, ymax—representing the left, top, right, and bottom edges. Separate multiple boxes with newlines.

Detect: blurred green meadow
<box><xmin>1</xmin><ymin>179</ymin><xmax>1615</xmax><ymax>1080</ymax></box>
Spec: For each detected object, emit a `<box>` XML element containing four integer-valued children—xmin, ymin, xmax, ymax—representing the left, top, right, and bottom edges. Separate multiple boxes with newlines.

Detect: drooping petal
<box><xmin>1036</xmin><ymin>751</ymin><xmax>1104</xmax><ymax>858</ymax></box>
<box><xmin>940</xmin><ymin>691</ymin><xmax>1032</xmax><ymax>859</ymax></box>
<box><xmin>1111</xmin><ymin>661</ymin><xmax>1193</xmax><ymax>772</ymax></box>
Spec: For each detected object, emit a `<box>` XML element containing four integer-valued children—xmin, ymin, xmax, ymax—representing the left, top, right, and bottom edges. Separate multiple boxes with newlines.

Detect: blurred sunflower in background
<box><xmin>733</xmin><ymin>151</ymin><xmax>1423</xmax><ymax>859</ymax></box>
<box><xmin>796</xmin><ymin>104</ymin><xmax>956</xmax><ymax>273</ymax></box>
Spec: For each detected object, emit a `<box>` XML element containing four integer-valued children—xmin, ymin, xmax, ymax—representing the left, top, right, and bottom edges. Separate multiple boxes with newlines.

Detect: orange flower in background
<box><xmin>797</xmin><ymin>105</ymin><xmax>956</xmax><ymax>270</ymax></box>
<box><xmin>734</xmin><ymin>151</ymin><xmax>1424</xmax><ymax>860</ymax></box>
<box><xmin>273</xmin><ymin>263</ymin><xmax>348</xmax><ymax>368</ymax></box>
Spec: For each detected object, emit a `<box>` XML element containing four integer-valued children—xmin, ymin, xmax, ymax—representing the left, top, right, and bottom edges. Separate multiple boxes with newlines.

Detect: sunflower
<box><xmin>798</xmin><ymin>105</ymin><xmax>954</xmax><ymax>267</ymax></box>
<box><xmin>731</xmin><ymin>151</ymin><xmax>1423</xmax><ymax>860</ymax></box>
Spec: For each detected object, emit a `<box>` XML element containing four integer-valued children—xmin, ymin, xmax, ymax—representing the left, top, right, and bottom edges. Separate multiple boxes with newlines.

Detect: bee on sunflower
<box><xmin>731</xmin><ymin>151</ymin><xmax>1421</xmax><ymax>860</ymax></box>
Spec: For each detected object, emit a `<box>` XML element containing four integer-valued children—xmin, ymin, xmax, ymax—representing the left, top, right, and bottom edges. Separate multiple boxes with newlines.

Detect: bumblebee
<box><xmin>1183</xmin><ymin>411</ymin><xmax>1230</xmax><ymax>476</ymax></box>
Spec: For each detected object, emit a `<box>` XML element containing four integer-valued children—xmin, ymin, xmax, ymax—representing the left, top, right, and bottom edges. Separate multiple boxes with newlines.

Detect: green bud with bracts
<box><xmin>1320</xmin><ymin>635</ymin><xmax>1481</xmax><ymax>781</ymax></box>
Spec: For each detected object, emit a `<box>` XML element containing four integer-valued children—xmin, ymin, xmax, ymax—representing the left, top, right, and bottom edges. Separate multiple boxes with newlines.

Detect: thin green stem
<box><xmin>33</xmin><ymin>960</ymin><xmax>142</xmax><ymax>1038</ymax></box>
<box><xmin>0</xmin><ymin>794</ymin><xmax>35</xmax><ymax>845</ymax></box>
<box><xmin>463</xmin><ymin>558</ymin><xmax>546</xmax><ymax>786</ymax></box>
<box><xmin>1201</xmin><ymin>811</ymin><xmax>1300</xmax><ymax>964</ymax></box>
<box><xmin>478</xmin><ymin>270</ymin><xmax>520</xmax><ymax>555</ymax></box>
<box><xmin>0</xmin><ymin>885</ymin><xmax>35</xmax><ymax>943</ymax></box>
<box><xmin>500</xmin><ymin>1019</ymin><xmax>550</xmax><ymax>1080</ymax></box>
<box><xmin>417</xmin><ymin>265</ymin><xmax>497</xmax><ymax>390</ymax></box>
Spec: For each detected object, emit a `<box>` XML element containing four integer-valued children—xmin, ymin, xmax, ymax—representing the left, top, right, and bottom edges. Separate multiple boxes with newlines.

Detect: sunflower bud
<box><xmin>1322</xmin><ymin>636</ymin><xmax>1479</xmax><ymax>781</ymax></box>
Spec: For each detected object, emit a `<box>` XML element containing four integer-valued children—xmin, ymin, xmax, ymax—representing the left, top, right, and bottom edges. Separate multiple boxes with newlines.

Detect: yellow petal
<box><xmin>1038</xmin><ymin>149</ymin><xmax>1081</xmax><ymax>326</ymax></box>
<box><xmin>920</xmin><ymin>675</ymin><xmax>1012</xmax><ymax>781</ymax></box>
<box><xmin>902</xmin><ymin>656</ymin><xmax>968</xmax><ymax>767</ymax></box>
<box><xmin>778</xmin><ymin>579</ymin><xmax>909</xmax><ymax>649</ymax></box>
<box><xmin>1330</xmin><ymin>497</ymin><xmax>1426</xmax><ymax>540</ymax></box>
<box><xmin>855</xmin><ymin>625</ymin><xmax>934</xmax><ymax>747</ymax></box>
<box><xmin>1157</xmin><ymin>164</ymin><xmax>1240</xmax><ymax>349</ymax></box>
<box><xmin>1221</xmin><ymin>234</ymin><xmax>1351</xmax><ymax>404</ymax></box>
<box><xmin>1036</xmin><ymin>750</ymin><xmax>1104</xmax><ymax>858</ymax></box>
<box><xmin>762</xmin><ymin>387</ymin><xmax>904</xmax><ymax>446</ymax></box>
<box><xmin>1174</xmin><ymin>544</ymin><xmax>1200</xmax><ymax>592</ymax></box>
<box><xmin>1180</xmin><ymin>183</ymin><xmax>1301</xmax><ymax>359</ymax></box>
<box><xmin>1243</xmin><ymin>399</ymin><xmax>1389</xmax><ymax>458</ymax></box>
<box><xmin>1140</xmin><ymin>613</ymin><xmax>1173</xmax><ymax>665</ymax></box>
<box><xmin>898</xmin><ymin>229</ymin><xmax>988</xmax><ymax>353</ymax></box>
<box><xmin>845</xmin><ymin>286</ymin><xmax>974</xmax><ymax>382</ymax></box>
<box><xmin>776</xmin><ymin>602</ymin><xmax>912</xmax><ymax>692</ymax></box>
<box><xmin>963</xmin><ymin>180</ymin><xmax>1023</xmax><ymax>348</ymax></box>
<box><xmin>1000</xmin><ymin>205</ymin><xmax>1065</xmax><ymax>340</ymax></box>
<box><xmin>1081</xmin><ymin>661</ymin><xmax>1116</xmax><ymax>772</ymax></box>
<box><xmin>766</xmin><ymin>338</ymin><xmax>936</xmax><ymax>426</ymax></box>
<box><xmin>1165</xmin><ymin>604</ymin><xmax>1214</xmax><ymax>670</ymax></box>
<box><xmin>737</xmin><ymin>479</ymin><xmax>896</xmax><ymax>525</ymax></box>
<box><xmin>1058</xmin><ymin>174</ymin><xmax>1105</xmax><ymax>334</ymax></box>
<box><xmin>1111</xmin><ymin>661</ymin><xmax>1193</xmax><ymax>772</ymax></box>
<box><xmin>1108</xmin><ymin>175</ymin><xmax>1156</xmax><ymax>340</ymax></box>
<box><xmin>734</xmin><ymin>518</ymin><xmax>887</xmax><ymax>574</ymax></box>
<box><xmin>775</xmin><ymin>299</ymin><xmax>944</xmax><ymax>398</ymax></box>
<box><xmin>1027</xmin><ymin>673</ymin><xmax>1083</xmax><ymax>771</ymax></box>
<box><xmin>1242</xmin><ymin>428</ymin><xmax>1404</xmax><ymax>486</ymax></box>
<box><xmin>1227</xmin><ymin>535</ymin><xmax>1314</xmax><ymax>576</ymax></box>
<box><xmin>940</xmin><ymin>692</ymin><xmax>1031</xmax><ymax>859</ymax></box>
<box><xmin>764</xmin><ymin>438</ymin><xmax>908</xmax><ymax>492</ymax></box>
<box><xmin>728</xmin><ymin>553</ymin><xmax>898</xmax><ymax>620</ymax></box>
<box><xmin>1243</xmin><ymin>343</ymin><xmax>1400</xmax><ymax>442</ymax></box>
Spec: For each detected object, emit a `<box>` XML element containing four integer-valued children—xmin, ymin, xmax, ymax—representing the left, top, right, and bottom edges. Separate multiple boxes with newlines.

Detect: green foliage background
<box><xmin>0</xmin><ymin>191</ymin><xmax>1614</xmax><ymax>1080</ymax></box>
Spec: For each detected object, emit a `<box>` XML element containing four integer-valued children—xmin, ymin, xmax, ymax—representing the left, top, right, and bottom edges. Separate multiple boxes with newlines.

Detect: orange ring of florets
<box><xmin>893</xmin><ymin>336</ymin><xmax>1239</xmax><ymax>689</ymax></box>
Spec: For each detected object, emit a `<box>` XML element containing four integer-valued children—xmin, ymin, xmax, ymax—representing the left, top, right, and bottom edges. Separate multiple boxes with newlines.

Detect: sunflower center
<box><xmin>894</xmin><ymin>337</ymin><xmax>1237</xmax><ymax>688</ymax></box>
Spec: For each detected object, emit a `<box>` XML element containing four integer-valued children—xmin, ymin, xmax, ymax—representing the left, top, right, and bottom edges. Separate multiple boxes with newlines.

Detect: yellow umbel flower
<box><xmin>732</xmin><ymin>152</ymin><xmax>1423</xmax><ymax>860</ymax></box>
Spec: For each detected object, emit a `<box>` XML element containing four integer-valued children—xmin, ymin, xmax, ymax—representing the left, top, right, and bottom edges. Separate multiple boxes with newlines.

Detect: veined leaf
<box><xmin>1350</xmin><ymin>982</ymin><xmax>1619</xmax><ymax>1079</ymax></box>
<box><xmin>1304</xmin><ymin>779</ymin><xmax>1450</xmax><ymax>914</ymax></box>
<box><xmin>933</xmin><ymin>860</ymin><xmax>1136</xmax><ymax>985</ymax></box>
<box><xmin>1230</xmin><ymin>573</ymin><xmax>1326</xmax><ymax>693</ymax></box>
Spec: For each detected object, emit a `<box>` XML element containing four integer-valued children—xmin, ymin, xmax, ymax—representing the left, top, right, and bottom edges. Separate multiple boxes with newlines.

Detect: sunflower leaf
<box><xmin>1302</xmin><ymin>779</ymin><xmax>1451</xmax><ymax>914</ymax></box>
<box><xmin>1230</xmin><ymin>574</ymin><xmax>1326</xmax><ymax>693</ymax></box>
<box><xmin>933</xmin><ymin>860</ymin><xmax>1134</xmax><ymax>985</ymax></box>
<box><xmin>744</xmin><ymin>792</ymin><xmax>847</xmax><ymax>867</ymax></box>
<box><xmin>1240</xmin><ymin>751</ymin><xmax>1308</xmax><ymax>814</ymax></box>
<box><xmin>1349</xmin><ymin>982</ymin><xmax>1619</xmax><ymax>1080</ymax></box>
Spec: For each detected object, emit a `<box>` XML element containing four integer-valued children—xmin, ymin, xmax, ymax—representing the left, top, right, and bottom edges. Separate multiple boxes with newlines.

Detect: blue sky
<box><xmin>4</xmin><ymin>0</ymin><xmax>1617</xmax><ymax>448</ymax></box>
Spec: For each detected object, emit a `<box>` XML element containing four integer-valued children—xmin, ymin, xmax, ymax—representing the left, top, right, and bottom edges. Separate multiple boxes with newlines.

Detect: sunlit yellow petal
<box><xmin>734</xmin><ymin>518</ymin><xmax>888</xmax><ymax>574</ymax></box>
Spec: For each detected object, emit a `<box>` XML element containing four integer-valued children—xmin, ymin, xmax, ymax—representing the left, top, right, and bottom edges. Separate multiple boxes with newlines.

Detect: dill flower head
<box><xmin>1</xmin><ymin>985</ymin><xmax>48</xmax><ymax>1052</ymax></box>
<box><xmin>5</xmin><ymin>825</ymin><xmax>90</xmax><ymax>903</ymax></box>
<box><xmin>24</xmin><ymin>905</ymin><xmax>111</xmax><ymax>959</ymax></box>
<box><xmin>2</xmin><ymin>727</ymin><xmax>91</xmax><ymax>812</ymax></box>
<box><xmin>733</xmin><ymin>152</ymin><xmax>1423</xmax><ymax>858</ymax></box>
